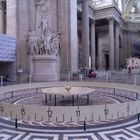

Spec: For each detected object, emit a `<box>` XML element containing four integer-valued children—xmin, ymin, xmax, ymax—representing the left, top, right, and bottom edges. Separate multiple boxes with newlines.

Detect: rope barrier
<box><xmin>1</xmin><ymin>75</ymin><xmax>31</xmax><ymax>83</ymax></box>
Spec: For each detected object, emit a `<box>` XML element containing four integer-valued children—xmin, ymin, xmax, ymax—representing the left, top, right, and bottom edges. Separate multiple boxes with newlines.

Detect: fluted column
<box><xmin>0</xmin><ymin>0</ymin><xmax>4</xmax><ymax>33</ymax></box>
<box><xmin>115</xmin><ymin>22</ymin><xmax>120</xmax><ymax>70</ymax></box>
<box><xmin>109</xmin><ymin>18</ymin><xmax>115</xmax><ymax>70</ymax></box>
<box><xmin>82</xmin><ymin>0</ymin><xmax>89</xmax><ymax>68</ymax></box>
<box><xmin>91</xmin><ymin>21</ymin><xmax>96</xmax><ymax>69</ymax></box>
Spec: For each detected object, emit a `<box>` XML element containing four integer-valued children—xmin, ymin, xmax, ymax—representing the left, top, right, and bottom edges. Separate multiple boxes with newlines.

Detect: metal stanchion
<box><xmin>106</xmin><ymin>71</ymin><xmax>109</xmax><ymax>82</ymax></box>
<box><xmin>77</xmin><ymin>95</ymin><xmax>79</xmax><ymax>105</ymax></box>
<box><xmin>55</xmin><ymin>95</ymin><xmax>57</xmax><ymax>106</ymax></box>
<box><xmin>84</xmin><ymin>121</ymin><xmax>86</xmax><ymax>131</ymax></box>
<box><xmin>87</xmin><ymin>94</ymin><xmax>89</xmax><ymax>104</ymax></box>
<box><xmin>15</xmin><ymin>118</ymin><xmax>18</xmax><ymax>129</ymax></box>
<box><xmin>138</xmin><ymin>113</ymin><xmax>140</xmax><ymax>122</ymax></box>
<box><xmin>113</xmin><ymin>88</ymin><xmax>115</xmax><ymax>95</ymax></box>
<box><xmin>79</xmin><ymin>74</ymin><xmax>83</xmax><ymax>81</ymax></box>
<box><xmin>72</xmin><ymin>95</ymin><xmax>74</xmax><ymax>106</ymax></box>
<box><xmin>136</xmin><ymin>93</ymin><xmax>138</xmax><ymax>99</ymax></box>
<box><xmin>45</xmin><ymin>94</ymin><xmax>47</xmax><ymax>103</ymax></box>
<box><xmin>134</xmin><ymin>75</ymin><xmax>137</xmax><ymax>85</ymax></box>
<box><xmin>0</xmin><ymin>76</ymin><xmax>3</xmax><ymax>87</ymax></box>
<box><xmin>29</xmin><ymin>74</ymin><xmax>32</xmax><ymax>83</ymax></box>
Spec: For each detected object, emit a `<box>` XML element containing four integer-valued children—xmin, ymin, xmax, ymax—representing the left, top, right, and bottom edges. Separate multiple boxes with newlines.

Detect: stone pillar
<box><xmin>109</xmin><ymin>18</ymin><xmax>115</xmax><ymax>70</ymax></box>
<box><xmin>91</xmin><ymin>21</ymin><xmax>96</xmax><ymax>69</ymax></box>
<box><xmin>6</xmin><ymin>0</ymin><xmax>17</xmax><ymax>35</ymax></box>
<box><xmin>115</xmin><ymin>22</ymin><xmax>120</xmax><ymax>70</ymax></box>
<box><xmin>82</xmin><ymin>0</ymin><xmax>89</xmax><ymax>68</ymax></box>
<box><xmin>58</xmin><ymin>0</ymin><xmax>78</xmax><ymax>80</ymax></box>
<box><xmin>69</xmin><ymin>0</ymin><xmax>78</xmax><ymax>73</ymax></box>
<box><xmin>0</xmin><ymin>0</ymin><xmax>4</xmax><ymax>33</ymax></box>
<box><xmin>98</xmin><ymin>37</ymin><xmax>103</xmax><ymax>69</ymax></box>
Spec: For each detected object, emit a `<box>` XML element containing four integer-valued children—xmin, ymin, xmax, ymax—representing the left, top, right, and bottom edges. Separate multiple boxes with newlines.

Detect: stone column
<box><xmin>115</xmin><ymin>22</ymin><xmax>120</xmax><ymax>70</ymax></box>
<box><xmin>6</xmin><ymin>0</ymin><xmax>17</xmax><ymax>35</ymax></box>
<box><xmin>82</xmin><ymin>0</ymin><xmax>89</xmax><ymax>68</ymax></box>
<box><xmin>0</xmin><ymin>0</ymin><xmax>4</xmax><ymax>33</ymax></box>
<box><xmin>98</xmin><ymin>37</ymin><xmax>103</xmax><ymax>69</ymax></box>
<box><xmin>91</xmin><ymin>21</ymin><xmax>96</xmax><ymax>69</ymax></box>
<box><xmin>109</xmin><ymin>18</ymin><xmax>115</xmax><ymax>70</ymax></box>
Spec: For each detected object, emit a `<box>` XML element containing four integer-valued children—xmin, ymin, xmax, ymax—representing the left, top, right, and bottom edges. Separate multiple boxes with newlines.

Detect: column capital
<box><xmin>90</xmin><ymin>20</ymin><xmax>96</xmax><ymax>27</ymax></box>
<box><xmin>108</xmin><ymin>17</ymin><xmax>115</xmax><ymax>24</ymax></box>
<box><xmin>115</xmin><ymin>21</ymin><xmax>120</xmax><ymax>27</ymax></box>
<box><xmin>90</xmin><ymin>20</ymin><xmax>96</xmax><ymax>25</ymax></box>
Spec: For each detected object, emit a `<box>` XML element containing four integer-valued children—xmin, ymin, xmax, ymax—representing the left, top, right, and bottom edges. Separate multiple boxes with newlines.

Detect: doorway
<box><xmin>104</xmin><ymin>54</ymin><xmax>109</xmax><ymax>70</ymax></box>
<box><xmin>0</xmin><ymin>62</ymin><xmax>15</xmax><ymax>79</ymax></box>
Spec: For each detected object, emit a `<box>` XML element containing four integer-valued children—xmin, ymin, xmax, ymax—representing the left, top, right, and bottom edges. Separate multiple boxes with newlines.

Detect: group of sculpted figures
<box><xmin>27</xmin><ymin>0</ymin><xmax>61</xmax><ymax>56</ymax></box>
<box><xmin>27</xmin><ymin>29</ymin><xmax>61</xmax><ymax>56</ymax></box>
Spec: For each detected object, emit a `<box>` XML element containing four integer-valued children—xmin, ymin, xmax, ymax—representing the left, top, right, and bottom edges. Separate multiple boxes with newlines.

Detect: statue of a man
<box><xmin>50</xmin><ymin>32</ymin><xmax>61</xmax><ymax>56</ymax></box>
<box><xmin>40</xmin><ymin>16</ymin><xmax>48</xmax><ymax>36</ymax></box>
<box><xmin>44</xmin><ymin>33</ymin><xmax>53</xmax><ymax>54</ymax></box>
<box><xmin>27</xmin><ymin>29</ymin><xmax>39</xmax><ymax>55</ymax></box>
<box><xmin>34</xmin><ymin>0</ymin><xmax>48</xmax><ymax>31</ymax></box>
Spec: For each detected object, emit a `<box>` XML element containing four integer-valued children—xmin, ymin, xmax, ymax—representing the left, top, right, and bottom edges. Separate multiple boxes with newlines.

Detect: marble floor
<box><xmin>1</xmin><ymin>72</ymin><xmax>140</xmax><ymax>139</ymax></box>
<box><xmin>0</xmin><ymin>115</ymin><xmax>139</xmax><ymax>140</ymax></box>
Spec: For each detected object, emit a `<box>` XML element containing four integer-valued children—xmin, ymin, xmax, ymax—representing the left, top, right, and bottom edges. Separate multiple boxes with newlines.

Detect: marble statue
<box><xmin>38</xmin><ymin>33</ymin><xmax>45</xmax><ymax>54</ymax></box>
<box><xmin>27</xmin><ymin>0</ymin><xmax>61</xmax><ymax>56</ymax></box>
<box><xmin>40</xmin><ymin>16</ymin><xmax>48</xmax><ymax>36</ymax></box>
<box><xmin>44</xmin><ymin>33</ymin><xmax>53</xmax><ymax>54</ymax></box>
<box><xmin>27</xmin><ymin>29</ymin><xmax>39</xmax><ymax>55</ymax></box>
<box><xmin>50</xmin><ymin>33</ymin><xmax>61</xmax><ymax>56</ymax></box>
<box><xmin>34</xmin><ymin>0</ymin><xmax>48</xmax><ymax>30</ymax></box>
<box><xmin>27</xmin><ymin>29</ymin><xmax>61</xmax><ymax>56</ymax></box>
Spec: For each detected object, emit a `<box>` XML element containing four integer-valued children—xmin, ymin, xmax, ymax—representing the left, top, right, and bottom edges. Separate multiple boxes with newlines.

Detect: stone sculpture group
<box><xmin>27</xmin><ymin>29</ymin><xmax>61</xmax><ymax>56</ymax></box>
<box><xmin>27</xmin><ymin>0</ymin><xmax>61</xmax><ymax>56</ymax></box>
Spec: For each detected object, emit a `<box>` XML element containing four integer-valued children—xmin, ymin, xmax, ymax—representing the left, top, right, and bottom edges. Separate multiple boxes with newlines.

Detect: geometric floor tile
<box><xmin>63</xmin><ymin>133</ymin><xmax>98</xmax><ymax>140</ymax></box>
<box><xmin>0</xmin><ymin>134</ymin><xmax>12</xmax><ymax>140</ymax></box>
<box><xmin>126</xmin><ymin>124</ymin><xmax>140</xmax><ymax>136</ymax></box>
<box><xmin>98</xmin><ymin>129</ymin><xmax>140</xmax><ymax>140</ymax></box>
<box><xmin>0</xmin><ymin>129</ymin><xmax>25</xmax><ymax>140</ymax></box>
<box><xmin>0</xmin><ymin>115</ymin><xmax>140</xmax><ymax>140</ymax></box>
<box><xmin>22</xmin><ymin>133</ymin><xmax>59</xmax><ymax>140</ymax></box>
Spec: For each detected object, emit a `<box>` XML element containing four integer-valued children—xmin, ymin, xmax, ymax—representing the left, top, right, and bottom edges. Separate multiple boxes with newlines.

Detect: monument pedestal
<box><xmin>30</xmin><ymin>55</ymin><xmax>59</xmax><ymax>82</ymax></box>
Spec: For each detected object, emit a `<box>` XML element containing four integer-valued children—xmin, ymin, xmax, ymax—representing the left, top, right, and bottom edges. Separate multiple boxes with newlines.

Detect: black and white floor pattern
<box><xmin>0</xmin><ymin>115</ymin><xmax>140</xmax><ymax>140</ymax></box>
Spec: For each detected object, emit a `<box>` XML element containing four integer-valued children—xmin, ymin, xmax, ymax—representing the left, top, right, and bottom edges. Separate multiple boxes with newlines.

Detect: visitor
<box><xmin>88</xmin><ymin>69</ymin><xmax>96</xmax><ymax>78</ymax></box>
<box><xmin>79</xmin><ymin>66</ymin><xmax>86</xmax><ymax>79</ymax></box>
